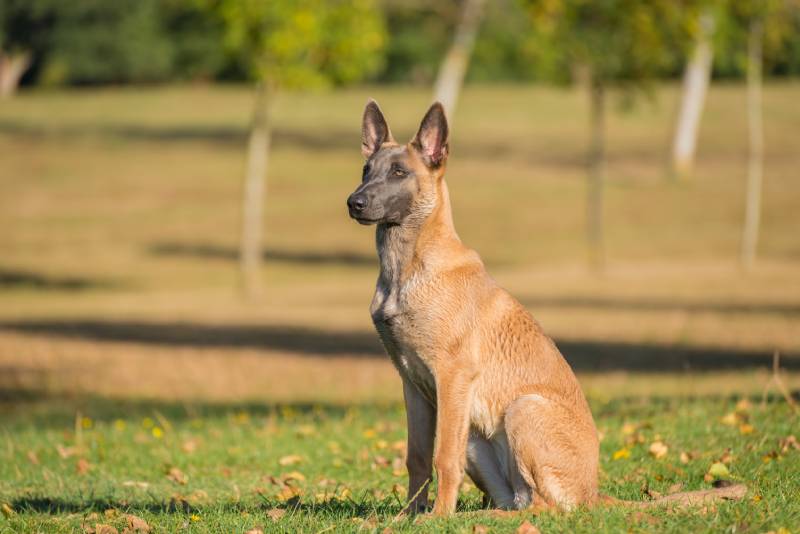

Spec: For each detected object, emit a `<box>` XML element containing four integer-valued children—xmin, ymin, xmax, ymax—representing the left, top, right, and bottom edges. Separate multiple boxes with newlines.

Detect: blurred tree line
<box><xmin>3</xmin><ymin>0</ymin><xmax>800</xmax><ymax>92</ymax></box>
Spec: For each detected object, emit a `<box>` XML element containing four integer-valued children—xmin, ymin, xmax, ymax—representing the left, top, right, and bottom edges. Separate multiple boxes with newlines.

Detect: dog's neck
<box><xmin>375</xmin><ymin>179</ymin><xmax>459</xmax><ymax>288</ymax></box>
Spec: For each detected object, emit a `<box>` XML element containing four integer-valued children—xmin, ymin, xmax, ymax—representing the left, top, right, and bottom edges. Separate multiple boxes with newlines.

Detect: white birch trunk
<box><xmin>0</xmin><ymin>50</ymin><xmax>32</xmax><ymax>98</ymax></box>
<box><xmin>741</xmin><ymin>20</ymin><xmax>764</xmax><ymax>270</ymax></box>
<box><xmin>433</xmin><ymin>0</ymin><xmax>486</xmax><ymax>119</ymax></box>
<box><xmin>240</xmin><ymin>83</ymin><xmax>273</xmax><ymax>299</ymax></box>
<box><xmin>671</xmin><ymin>13</ymin><xmax>715</xmax><ymax>180</ymax></box>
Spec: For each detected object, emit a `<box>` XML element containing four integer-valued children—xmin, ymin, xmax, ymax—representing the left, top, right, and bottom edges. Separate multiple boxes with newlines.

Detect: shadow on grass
<box><xmin>0</xmin><ymin>318</ymin><xmax>796</xmax><ymax>371</ymax></box>
<box><xmin>520</xmin><ymin>296</ymin><xmax>800</xmax><ymax>317</ymax></box>
<box><xmin>8</xmin><ymin>495</ymin><xmax>417</xmax><ymax>518</ymax></box>
<box><xmin>148</xmin><ymin>241</ymin><xmax>375</xmax><ymax>267</ymax></box>
<box><xmin>0</xmin><ymin>268</ymin><xmax>122</xmax><ymax>291</ymax></box>
<box><xmin>0</xmin><ymin>119</ymin><xmax>587</xmax><ymax>166</ymax></box>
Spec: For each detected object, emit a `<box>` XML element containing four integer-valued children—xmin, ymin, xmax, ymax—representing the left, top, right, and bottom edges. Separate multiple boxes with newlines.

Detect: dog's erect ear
<box><xmin>412</xmin><ymin>102</ymin><xmax>449</xmax><ymax>168</ymax></box>
<box><xmin>361</xmin><ymin>99</ymin><xmax>393</xmax><ymax>158</ymax></box>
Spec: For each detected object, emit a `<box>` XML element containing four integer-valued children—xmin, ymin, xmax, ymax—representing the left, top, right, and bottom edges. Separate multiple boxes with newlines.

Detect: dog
<box><xmin>347</xmin><ymin>100</ymin><xmax>746</xmax><ymax>516</ymax></box>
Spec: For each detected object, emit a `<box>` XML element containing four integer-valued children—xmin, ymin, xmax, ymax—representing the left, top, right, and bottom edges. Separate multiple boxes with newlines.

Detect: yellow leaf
<box><xmin>739</xmin><ymin>423</ymin><xmax>755</xmax><ymax>435</ymax></box>
<box><xmin>720</xmin><ymin>412</ymin><xmax>739</xmax><ymax>426</ymax></box>
<box><xmin>1</xmin><ymin>503</ymin><xmax>14</xmax><ymax>518</ymax></box>
<box><xmin>707</xmin><ymin>462</ymin><xmax>730</xmax><ymax>479</ymax></box>
<box><xmin>613</xmin><ymin>447</ymin><xmax>631</xmax><ymax>460</ymax></box>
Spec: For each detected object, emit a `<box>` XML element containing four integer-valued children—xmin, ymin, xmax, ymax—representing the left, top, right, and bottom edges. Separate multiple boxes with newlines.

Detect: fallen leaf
<box><xmin>245</xmin><ymin>529</ymin><xmax>264</xmax><ymax>534</ymax></box>
<box><xmin>57</xmin><ymin>444</ymin><xmax>78</xmax><ymax>459</ymax></box>
<box><xmin>649</xmin><ymin>441</ymin><xmax>668</xmax><ymax>459</ymax></box>
<box><xmin>381</xmin><ymin>528</ymin><xmax>394</xmax><ymax>534</ymax></box>
<box><xmin>281</xmin><ymin>471</ymin><xmax>306</xmax><ymax>483</ymax></box>
<box><xmin>76</xmin><ymin>458</ymin><xmax>92</xmax><ymax>475</ymax></box>
<box><xmin>27</xmin><ymin>451</ymin><xmax>39</xmax><ymax>465</ymax></box>
<box><xmin>473</xmin><ymin>525</ymin><xmax>490</xmax><ymax>534</ymax></box>
<box><xmin>92</xmin><ymin>525</ymin><xmax>119</xmax><ymax>534</ymax></box>
<box><xmin>720</xmin><ymin>412</ymin><xmax>740</xmax><ymax>426</ymax></box>
<box><xmin>278</xmin><ymin>454</ymin><xmax>303</xmax><ymax>466</ymax></box>
<box><xmin>779</xmin><ymin>435</ymin><xmax>799</xmax><ymax>453</ymax></box>
<box><xmin>707</xmin><ymin>462</ymin><xmax>730</xmax><ymax>479</ymax></box>
<box><xmin>717</xmin><ymin>448</ymin><xmax>734</xmax><ymax>464</ymax></box>
<box><xmin>181</xmin><ymin>439</ymin><xmax>198</xmax><ymax>454</ymax></box>
<box><xmin>166</xmin><ymin>467</ymin><xmax>188</xmax><ymax>485</ymax></box>
<box><xmin>267</xmin><ymin>508</ymin><xmax>285</xmax><ymax>522</ymax></box>
<box><xmin>516</xmin><ymin>520</ymin><xmax>541</xmax><ymax>534</ymax></box>
<box><xmin>735</xmin><ymin>398</ymin><xmax>752</xmax><ymax>413</ymax></box>
<box><xmin>373</xmin><ymin>455</ymin><xmax>390</xmax><ymax>468</ymax></box>
<box><xmin>124</xmin><ymin>514</ymin><xmax>151</xmax><ymax>532</ymax></box>
<box><xmin>739</xmin><ymin>423</ymin><xmax>755</xmax><ymax>435</ymax></box>
<box><xmin>612</xmin><ymin>447</ymin><xmax>631</xmax><ymax>460</ymax></box>
<box><xmin>679</xmin><ymin>451</ymin><xmax>690</xmax><ymax>464</ymax></box>
<box><xmin>1</xmin><ymin>503</ymin><xmax>14</xmax><ymax>518</ymax></box>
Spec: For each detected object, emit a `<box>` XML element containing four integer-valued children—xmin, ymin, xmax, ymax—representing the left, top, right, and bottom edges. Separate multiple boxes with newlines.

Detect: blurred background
<box><xmin>1</xmin><ymin>0</ymin><xmax>798</xmax><ymax>406</ymax></box>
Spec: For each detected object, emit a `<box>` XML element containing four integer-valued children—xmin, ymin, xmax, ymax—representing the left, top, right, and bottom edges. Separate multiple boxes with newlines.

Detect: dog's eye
<box><xmin>392</xmin><ymin>167</ymin><xmax>407</xmax><ymax>178</ymax></box>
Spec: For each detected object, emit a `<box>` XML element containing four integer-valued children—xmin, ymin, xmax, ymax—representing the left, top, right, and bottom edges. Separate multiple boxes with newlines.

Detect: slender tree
<box><xmin>724</xmin><ymin>0</ymin><xmax>795</xmax><ymax>269</ymax></box>
<box><xmin>0</xmin><ymin>0</ymin><xmax>53</xmax><ymax>97</ymax></box>
<box><xmin>522</xmin><ymin>0</ymin><xmax>697</xmax><ymax>270</ymax></box>
<box><xmin>433</xmin><ymin>0</ymin><xmax>487</xmax><ymax>119</ymax></box>
<box><xmin>211</xmin><ymin>0</ymin><xmax>385</xmax><ymax>298</ymax></box>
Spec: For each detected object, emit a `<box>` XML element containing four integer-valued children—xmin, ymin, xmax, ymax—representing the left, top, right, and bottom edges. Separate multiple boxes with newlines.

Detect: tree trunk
<box><xmin>670</xmin><ymin>12</ymin><xmax>715</xmax><ymax>181</ymax></box>
<box><xmin>587</xmin><ymin>79</ymin><xmax>606</xmax><ymax>271</ymax></box>
<box><xmin>741</xmin><ymin>20</ymin><xmax>764</xmax><ymax>270</ymax></box>
<box><xmin>433</xmin><ymin>0</ymin><xmax>486</xmax><ymax>119</ymax></box>
<box><xmin>0</xmin><ymin>50</ymin><xmax>32</xmax><ymax>98</ymax></box>
<box><xmin>240</xmin><ymin>82</ymin><xmax>273</xmax><ymax>299</ymax></box>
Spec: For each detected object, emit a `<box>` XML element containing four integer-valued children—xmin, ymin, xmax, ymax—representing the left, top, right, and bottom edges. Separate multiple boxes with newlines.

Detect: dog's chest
<box><xmin>371</xmin><ymin>285</ymin><xmax>437</xmax><ymax>402</ymax></box>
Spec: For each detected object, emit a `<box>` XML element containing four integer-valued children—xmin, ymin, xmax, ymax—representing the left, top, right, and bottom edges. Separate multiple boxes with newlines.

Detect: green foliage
<box><xmin>213</xmin><ymin>0</ymin><xmax>386</xmax><ymax>88</ymax></box>
<box><xmin>44</xmin><ymin>0</ymin><xmax>173</xmax><ymax>85</ymax></box>
<box><xmin>713</xmin><ymin>0</ymin><xmax>800</xmax><ymax>77</ymax></box>
<box><xmin>521</xmin><ymin>0</ymin><xmax>703</xmax><ymax>88</ymax></box>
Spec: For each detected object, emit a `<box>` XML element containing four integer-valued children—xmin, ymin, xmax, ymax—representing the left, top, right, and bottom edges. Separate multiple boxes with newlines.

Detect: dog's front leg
<box><xmin>431</xmin><ymin>367</ymin><xmax>475</xmax><ymax>516</ymax></box>
<box><xmin>402</xmin><ymin>378</ymin><xmax>435</xmax><ymax>514</ymax></box>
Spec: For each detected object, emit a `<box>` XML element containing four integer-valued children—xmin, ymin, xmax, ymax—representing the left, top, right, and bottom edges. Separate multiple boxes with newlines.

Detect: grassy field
<box><xmin>1</xmin><ymin>83</ymin><xmax>799</xmax><ymax>532</ymax></box>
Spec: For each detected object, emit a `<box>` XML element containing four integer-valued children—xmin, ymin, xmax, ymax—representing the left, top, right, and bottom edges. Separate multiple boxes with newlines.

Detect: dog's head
<box><xmin>347</xmin><ymin>100</ymin><xmax>449</xmax><ymax>226</ymax></box>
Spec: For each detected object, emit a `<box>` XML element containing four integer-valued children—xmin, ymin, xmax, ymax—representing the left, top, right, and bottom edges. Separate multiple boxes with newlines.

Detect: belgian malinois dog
<box><xmin>347</xmin><ymin>100</ymin><xmax>746</xmax><ymax>516</ymax></box>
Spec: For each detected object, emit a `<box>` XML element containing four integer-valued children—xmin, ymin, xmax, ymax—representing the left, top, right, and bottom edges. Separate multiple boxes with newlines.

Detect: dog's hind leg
<box><xmin>503</xmin><ymin>392</ymin><xmax>600</xmax><ymax>510</ymax></box>
<box><xmin>465</xmin><ymin>430</ymin><xmax>516</xmax><ymax>509</ymax></box>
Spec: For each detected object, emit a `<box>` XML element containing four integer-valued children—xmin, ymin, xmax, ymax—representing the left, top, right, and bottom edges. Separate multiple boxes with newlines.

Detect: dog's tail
<box><xmin>600</xmin><ymin>482</ymin><xmax>747</xmax><ymax>509</ymax></box>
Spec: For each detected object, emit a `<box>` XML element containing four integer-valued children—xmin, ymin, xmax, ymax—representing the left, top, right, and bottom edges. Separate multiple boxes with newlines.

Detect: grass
<box><xmin>0</xmin><ymin>82</ymin><xmax>799</xmax><ymax>531</ymax></box>
<box><xmin>1</xmin><ymin>396</ymin><xmax>799</xmax><ymax>533</ymax></box>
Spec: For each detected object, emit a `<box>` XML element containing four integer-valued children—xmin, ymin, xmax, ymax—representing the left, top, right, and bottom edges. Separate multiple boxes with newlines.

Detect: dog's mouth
<box><xmin>353</xmin><ymin>215</ymin><xmax>380</xmax><ymax>225</ymax></box>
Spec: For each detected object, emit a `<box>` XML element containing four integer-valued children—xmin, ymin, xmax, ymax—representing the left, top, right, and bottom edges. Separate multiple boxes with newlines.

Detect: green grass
<box><xmin>0</xmin><ymin>83</ymin><xmax>799</xmax><ymax>532</ymax></box>
<box><xmin>1</xmin><ymin>397</ymin><xmax>798</xmax><ymax>533</ymax></box>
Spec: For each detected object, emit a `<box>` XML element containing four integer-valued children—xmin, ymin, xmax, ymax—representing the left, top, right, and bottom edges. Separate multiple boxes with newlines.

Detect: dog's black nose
<box><xmin>348</xmin><ymin>193</ymin><xmax>367</xmax><ymax>212</ymax></box>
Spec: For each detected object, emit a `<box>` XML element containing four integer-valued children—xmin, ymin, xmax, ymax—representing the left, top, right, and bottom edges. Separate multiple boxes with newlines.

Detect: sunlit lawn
<box><xmin>0</xmin><ymin>83</ymin><xmax>799</xmax><ymax>532</ymax></box>
<box><xmin>1</xmin><ymin>397</ymin><xmax>798</xmax><ymax>533</ymax></box>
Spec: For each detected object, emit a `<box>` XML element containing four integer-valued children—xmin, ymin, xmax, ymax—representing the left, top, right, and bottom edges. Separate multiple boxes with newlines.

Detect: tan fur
<box><xmin>356</xmin><ymin>102</ymin><xmax>746</xmax><ymax>516</ymax></box>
